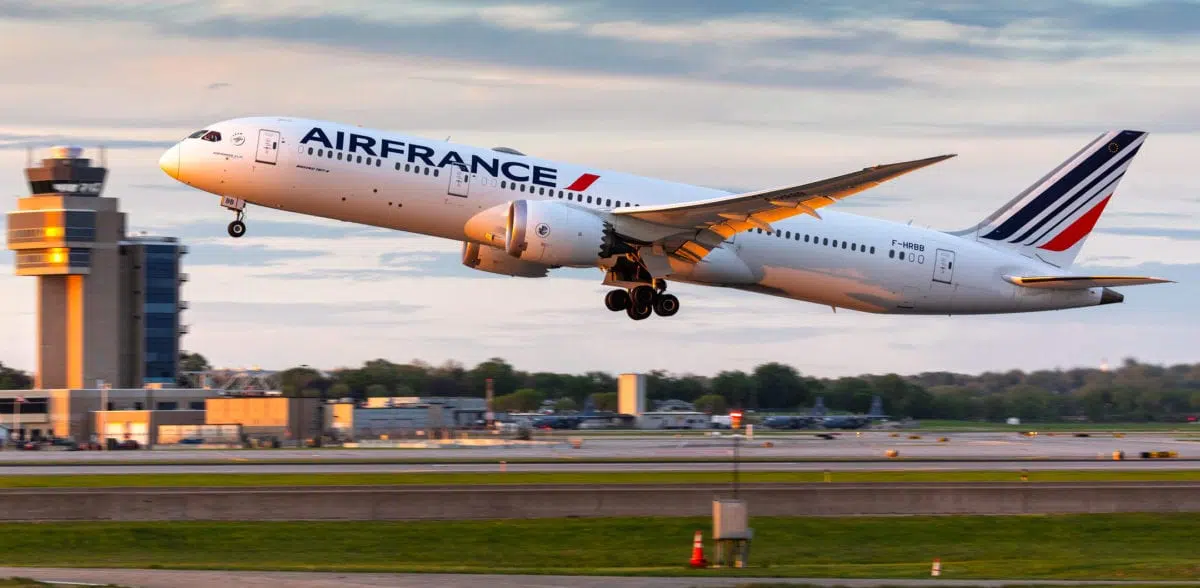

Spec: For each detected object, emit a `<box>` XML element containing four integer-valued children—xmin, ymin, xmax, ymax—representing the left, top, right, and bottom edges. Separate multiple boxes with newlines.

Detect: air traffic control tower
<box><xmin>5</xmin><ymin>146</ymin><xmax>188</xmax><ymax>389</ymax></box>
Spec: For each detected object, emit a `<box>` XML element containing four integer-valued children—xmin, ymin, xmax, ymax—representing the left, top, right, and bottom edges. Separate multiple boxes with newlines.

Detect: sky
<box><xmin>0</xmin><ymin>0</ymin><xmax>1197</xmax><ymax>378</ymax></box>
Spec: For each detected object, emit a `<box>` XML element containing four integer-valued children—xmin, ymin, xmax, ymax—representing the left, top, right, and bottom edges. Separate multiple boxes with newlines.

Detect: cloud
<box><xmin>133</xmin><ymin>219</ymin><xmax>400</xmax><ymax>240</ymax></box>
<box><xmin>206</xmin><ymin>82</ymin><xmax>231</xmax><ymax>91</ymax></box>
<box><xmin>1094</xmin><ymin>227</ymin><xmax>1200</xmax><ymax>241</ymax></box>
<box><xmin>182</xmin><ymin>243</ymin><xmax>329</xmax><ymax>267</ymax></box>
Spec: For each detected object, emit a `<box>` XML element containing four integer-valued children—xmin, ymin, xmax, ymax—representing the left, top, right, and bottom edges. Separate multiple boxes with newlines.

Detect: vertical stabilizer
<box><xmin>961</xmin><ymin>130</ymin><xmax>1147</xmax><ymax>268</ymax></box>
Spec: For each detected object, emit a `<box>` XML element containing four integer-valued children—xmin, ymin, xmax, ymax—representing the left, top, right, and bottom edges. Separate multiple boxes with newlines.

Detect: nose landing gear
<box><xmin>228</xmin><ymin>215</ymin><xmax>246</xmax><ymax>238</ymax></box>
<box><xmin>221</xmin><ymin>196</ymin><xmax>247</xmax><ymax>238</ymax></box>
<box><xmin>603</xmin><ymin>281</ymin><xmax>680</xmax><ymax>320</ymax></box>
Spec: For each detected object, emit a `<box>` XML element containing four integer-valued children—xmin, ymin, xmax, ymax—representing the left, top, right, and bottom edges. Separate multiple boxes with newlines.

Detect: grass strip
<box><xmin>1</xmin><ymin>469</ymin><xmax>1199</xmax><ymax>488</ymax></box>
<box><xmin>0</xmin><ymin>515</ymin><xmax>1195</xmax><ymax>580</ymax></box>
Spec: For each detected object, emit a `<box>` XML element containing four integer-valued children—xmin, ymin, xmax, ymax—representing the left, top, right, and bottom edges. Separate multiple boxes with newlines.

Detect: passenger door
<box><xmin>932</xmin><ymin>249</ymin><xmax>955</xmax><ymax>284</ymax></box>
<box><xmin>255</xmin><ymin>129</ymin><xmax>281</xmax><ymax>165</ymax></box>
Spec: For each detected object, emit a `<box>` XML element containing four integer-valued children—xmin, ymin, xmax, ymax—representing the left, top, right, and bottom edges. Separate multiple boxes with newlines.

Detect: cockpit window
<box><xmin>201</xmin><ymin>131</ymin><xmax>222</xmax><ymax>142</ymax></box>
<box><xmin>187</xmin><ymin>130</ymin><xmax>208</xmax><ymax>139</ymax></box>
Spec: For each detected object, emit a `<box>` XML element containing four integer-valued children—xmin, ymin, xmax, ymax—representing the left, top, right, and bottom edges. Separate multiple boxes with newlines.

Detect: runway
<box><xmin>0</xmin><ymin>432</ymin><xmax>1192</xmax><ymax>472</ymax></box>
<box><xmin>4</xmin><ymin>568</ymin><xmax>1199</xmax><ymax>588</ymax></box>
<box><xmin>0</xmin><ymin>459</ymin><xmax>1196</xmax><ymax>475</ymax></box>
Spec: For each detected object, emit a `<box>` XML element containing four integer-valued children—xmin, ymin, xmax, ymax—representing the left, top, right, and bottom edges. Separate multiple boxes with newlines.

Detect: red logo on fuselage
<box><xmin>565</xmin><ymin>173</ymin><xmax>600</xmax><ymax>192</ymax></box>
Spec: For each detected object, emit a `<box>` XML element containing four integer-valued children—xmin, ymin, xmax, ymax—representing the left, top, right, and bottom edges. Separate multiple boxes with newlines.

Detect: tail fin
<box><xmin>961</xmin><ymin>130</ymin><xmax>1147</xmax><ymax>268</ymax></box>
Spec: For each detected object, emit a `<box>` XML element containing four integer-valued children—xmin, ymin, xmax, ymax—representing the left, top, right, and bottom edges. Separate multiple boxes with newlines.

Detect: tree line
<box><xmin>2</xmin><ymin>355</ymin><xmax>1198</xmax><ymax>422</ymax></box>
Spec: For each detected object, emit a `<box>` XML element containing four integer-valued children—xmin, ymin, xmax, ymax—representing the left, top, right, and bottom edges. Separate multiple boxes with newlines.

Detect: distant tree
<box><xmin>752</xmin><ymin>363</ymin><xmax>813</xmax><ymax>410</ymax></box>
<box><xmin>693</xmin><ymin>393</ymin><xmax>728</xmax><ymax>415</ymax></box>
<box><xmin>278</xmin><ymin>366</ymin><xmax>326</xmax><ymax>396</ymax></box>
<box><xmin>590</xmin><ymin>391</ymin><xmax>618</xmax><ymax>412</ymax></box>
<box><xmin>467</xmin><ymin>358</ymin><xmax>520</xmax><ymax>397</ymax></box>
<box><xmin>494</xmin><ymin>388</ymin><xmax>545</xmax><ymax>412</ymax></box>
<box><xmin>0</xmin><ymin>363</ymin><xmax>32</xmax><ymax>390</ymax></box>
<box><xmin>328</xmin><ymin>382</ymin><xmax>352</xmax><ymax>399</ymax></box>
<box><xmin>712</xmin><ymin>370</ymin><xmax>756</xmax><ymax>409</ymax></box>
<box><xmin>179</xmin><ymin>351</ymin><xmax>211</xmax><ymax>372</ymax></box>
<box><xmin>553</xmin><ymin>397</ymin><xmax>578</xmax><ymax>412</ymax></box>
<box><xmin>365</xmin><ymin>383</ymin><xmax>391</xmax><ymax>397</ymax></box>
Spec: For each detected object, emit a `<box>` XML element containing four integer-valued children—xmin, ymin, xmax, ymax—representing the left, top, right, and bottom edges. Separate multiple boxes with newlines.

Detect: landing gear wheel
<box><xmin>626</xmin><ymin>303</ymin><xmax>652</xmax><ymax>321</ymax></box>
<box><xmin>227</xmin><ymin>220</ymin><xmax>246</xmax><ymax>238</ymax></box>
<box><xmin>604</xmin><ymin>289</ymin><xmax>631</xmax><ymax>312</ymax></box>
<box><xmin>653</xmin><ymin>293</ymin><xmax>680</xmax><ymax>317</ymax></box>
<box><xmin>630</xmin><ymin>285</ymin><xmax>656</xmax><ymax>307</ymax></box>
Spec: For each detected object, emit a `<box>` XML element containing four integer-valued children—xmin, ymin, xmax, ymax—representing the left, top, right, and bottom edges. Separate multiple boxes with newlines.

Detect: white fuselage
<box><xmin>160</xmin><ymin>116</ymin><xmax>1107</xmax><ymax>315</ymax></box>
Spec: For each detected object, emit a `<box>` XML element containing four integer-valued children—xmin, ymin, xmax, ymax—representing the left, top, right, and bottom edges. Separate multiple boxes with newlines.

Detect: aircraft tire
<box><xmin>604</xmin><ymin>289</ymin><xmax>630</xmax><ymax>311</ymax></box>
<box><xmin>228</xmin><ymin>220</ymin><xmax>247</xmax><ymax>238</ymax></box>
<box><xmin>631</xmin><ymin>285</ymin><xmax>655</xmax><ymax>306</ymax></box>
<box><xmin>653</xmin><ymin>293</ymin><xmax>679</xmax><ymax>317</ymax></box>
<box><xmin>626</xmin><ymin>303</ymin><xmax>652</xmax><ymax>321</ymax></box>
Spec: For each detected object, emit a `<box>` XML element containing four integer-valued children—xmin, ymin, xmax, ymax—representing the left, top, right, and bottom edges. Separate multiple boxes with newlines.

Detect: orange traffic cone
<box><xmin>689</xmin><ymin>530</ymin><xmax>708</xmax><ymax>568</ymax></box>
<box><xmin>931</xmin><ymin>557</ymin><xmax>942</xmax><ymax>577</ymax></box>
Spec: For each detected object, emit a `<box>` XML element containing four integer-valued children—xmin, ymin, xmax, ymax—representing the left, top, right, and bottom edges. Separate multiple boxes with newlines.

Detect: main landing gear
<box><xmin>604</xmin><ymin>283</ymin><xmax>680</xmax><ymax>320</ymax></box>
<box><xmin>221</xmin><ymin>196</ymin><xmax>247</xmax><ymax>238</ymax></box>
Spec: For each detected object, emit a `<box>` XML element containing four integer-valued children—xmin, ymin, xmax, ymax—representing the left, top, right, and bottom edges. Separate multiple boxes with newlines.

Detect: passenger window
<box><xmin>870</xmin><ymin>246</ymin><xmax>876</xmax><ymax>254</ymax></box>
<box><xmin>337</xmin><ymin>153</ymin><xmax>343</xmax><ymax>161</ymax></box>
<box><xmin>832</xmin><ymin>239</ymin><xmax>838</xmax><ymax>247</ymax></box>
<box><xmin>587</xmin><ymin>196</ymin><xmax>593</xmax><ymax>204</ymax></box>
<box><xmin>365</xmin><ymin>157</ymin><xmax>371</xmax><ymax>165</ymax></box>
<box><xmin>785</xmin><ymin>231</ymin><xmax>791</xmax><ymax>239</ymax></box>
<box><xmin>822</xmin><ymin>238</ymin><xmax>828</xmax><ymax>245</ymax></box>
<box><xmin>757</xmin><ymin>228</ymin><xmax>763</xmax><ymax>234</ymax></box>
<box><xmin>842</xmin><ymin>242</ymin><xmax>847</xmax><ymax>249</ymax></box>
<box><xmin>851</xmin><ymin>243</ymin><xmax>857</xmax><ymax>251</ymax></box>
<box><xmin>775</xmin><ymin>230</ymin><xmax>781</xmax><ymax>237</ymax></box>
<box><xmin>395</xmin><ymin>162</ymin><xmax>401</xmax><ymax>170</ymax></box>
<box><xmin>794</xmin><ymin>233</ymin><xmax>800</xmax><ymax>241</ymax></box>
<box><xmin>521</xmin><ymin>185</ymin><xmax>526</xmax><ymax>192</ymax></box>
<box><xmin>356</xmin><ymin>156</ymin><xmax>362</xmax><ymax>164</ymax></box>
<box><xmin>318</xmin><ymin>149</ymin><xmax>324</xmax><ymax>157</ymax></box>
<box><xmin>423</xmin><ymin>168</ymin><xmax>429</xmax><ymax>175</ymax></box>
<box><xmin>502</xmin><ymin>181</ymin><xmax>507</xmax><ymax>189</ymax></box>
<box><xmin>431</xmin><ymin>167</ymin><xmax>437</xmax><ymax>175</ymax></box>
<box><xmin>804</xmin><ymin>235</ymin><xmax>810</xmax><ymax>243</ymax></box>
<box><xmin>606</xmin><ymin>199</ymin><xmax>612</xmax><ymax>207</ymax></box>
<box><xmin>307</xmin><ymin>148</ymin><xmax>314</xmax><ymax>155</ymax></box>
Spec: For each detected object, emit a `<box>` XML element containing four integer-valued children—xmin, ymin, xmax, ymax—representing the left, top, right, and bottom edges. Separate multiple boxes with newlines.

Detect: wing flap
<box><xmin>1005</xmin><ymin>275</ymin><xmax>1173</xmax><ymax>289</ymax></box>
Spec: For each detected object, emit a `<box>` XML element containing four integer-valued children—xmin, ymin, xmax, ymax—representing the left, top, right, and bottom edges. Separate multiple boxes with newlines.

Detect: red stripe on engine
<box><xmin>565</xmin><ymin>173</ymin><xmax>600</xmax><ymax>192</ymax></box>
<box><xmin>1038</xmin><ymin>195</ymin><xmax>1112</xmax><ymax>252</ymax></box>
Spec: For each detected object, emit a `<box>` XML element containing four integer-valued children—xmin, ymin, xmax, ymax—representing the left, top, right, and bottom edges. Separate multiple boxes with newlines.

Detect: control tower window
<box><xmin>201</xmin><ymin>131</ymin><xmax>222</xmax><ymax>142</ymax></box>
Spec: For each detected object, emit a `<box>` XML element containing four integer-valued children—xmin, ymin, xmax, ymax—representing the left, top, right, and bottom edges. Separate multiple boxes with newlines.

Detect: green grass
<box><xmin>0</xmin><ymin>515</ymin><xmax>1196</xmax><ymax>580</ymax></box>
<box><xmin>3</xmin><ymin>469</ymin><xmax>1200</xmax><ymax>488</ymax></box>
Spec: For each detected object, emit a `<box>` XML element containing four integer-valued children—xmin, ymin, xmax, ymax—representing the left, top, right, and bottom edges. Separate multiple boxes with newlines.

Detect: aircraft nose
<box><xmin>158</xmin><ymin>143</ymin><xmax>180</xmax><ymax>180</ymax></box>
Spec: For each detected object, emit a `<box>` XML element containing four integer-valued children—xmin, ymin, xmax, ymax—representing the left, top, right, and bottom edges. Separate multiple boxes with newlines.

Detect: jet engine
<box><xmin>461</xmin><ymin>241</ymin><xmax>549</xmax><ymax>278</ymax></box>
<box><xmin>504</xmin><ymin>200</ymin><xmax>632</xmax><ymax>266</ymax></box>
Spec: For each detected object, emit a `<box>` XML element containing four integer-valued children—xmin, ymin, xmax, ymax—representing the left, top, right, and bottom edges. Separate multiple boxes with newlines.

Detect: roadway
<box><xmin>4</xmin><ymin>568</ymin><xmax>1200</xmax><ymax>588</ymax></box>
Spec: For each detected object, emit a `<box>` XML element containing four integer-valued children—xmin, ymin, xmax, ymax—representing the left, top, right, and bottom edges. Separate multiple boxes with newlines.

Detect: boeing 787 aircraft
<box><xmin>158</xmin><ymin>118</ymin><xmax>1170</xmax><ymax>320</ymax></box>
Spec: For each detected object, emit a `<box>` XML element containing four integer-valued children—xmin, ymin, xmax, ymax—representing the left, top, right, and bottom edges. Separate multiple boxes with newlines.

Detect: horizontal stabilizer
<box><xmin>1005</xmin><ymin>275</ymin><xmax>1173</xmax><ymax>290</ymax></box>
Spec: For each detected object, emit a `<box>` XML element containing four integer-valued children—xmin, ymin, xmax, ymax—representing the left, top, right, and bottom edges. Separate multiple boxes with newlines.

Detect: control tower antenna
<box><xmin>99</xmin><ymin>145</ymin><xmax>107</xmax><ymax>169</ymax></box>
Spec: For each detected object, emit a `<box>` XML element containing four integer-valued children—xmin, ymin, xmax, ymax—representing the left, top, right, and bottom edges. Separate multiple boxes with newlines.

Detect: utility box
<box><xmin>713</xmin><ymin>499</ymin><xmax>749</xmax><ymax>539</ymax></box>
<box><xmin>712</xmin><ymin>499</ymin><xmax>753</xmax><ymax>567</ymax></box>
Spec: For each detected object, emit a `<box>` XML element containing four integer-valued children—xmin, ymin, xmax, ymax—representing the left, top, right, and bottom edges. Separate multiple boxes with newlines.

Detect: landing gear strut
<box><xmin>603</xmin><ymin>281</ymin><xmax>681</xmax><ymax>320</ymax></box>
<box><xmin>221</xmin><ymin>196</ymin><xmax>247</xmax><ymax>238</ymax></box>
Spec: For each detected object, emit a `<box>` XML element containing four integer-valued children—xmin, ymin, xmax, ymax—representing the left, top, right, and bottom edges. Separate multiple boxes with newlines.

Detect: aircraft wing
<box><xmin>1005</xmin><ymin>275</ymin><xmax>1173</xmax><ymax>289</ymax></box>
<box><xmin>612</xmin><ymin>154</ymin><xmax>955</xmax><ymax>263</ymax></box>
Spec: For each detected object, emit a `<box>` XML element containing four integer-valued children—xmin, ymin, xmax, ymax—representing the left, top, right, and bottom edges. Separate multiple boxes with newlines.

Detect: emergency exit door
<box><xmin>932</xmin><ymin>248</ymin><xmax>955</xmax><ymax>284</ymax></box>
<box><xmin>256</xmin><ymin>129</ymin><xmax>281</xmax><ymax>165</ymax></box>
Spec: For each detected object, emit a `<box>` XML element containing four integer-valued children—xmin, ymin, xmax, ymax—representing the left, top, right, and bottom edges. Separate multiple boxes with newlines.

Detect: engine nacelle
<box><xmin>461</xmin><ymin>241</ymin><xmax>549</xmax><ymax>278</ymax></box>
<box><xmin>505</xmin><ymin>200</ymin><xmax>614</xmax><ymax>266</ymax></box>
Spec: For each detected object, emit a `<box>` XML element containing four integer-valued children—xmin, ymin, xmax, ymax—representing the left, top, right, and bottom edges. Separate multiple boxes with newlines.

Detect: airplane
<box><xmin>158</xmin><ymin>118</ymin><xmax>1172</xmax><ymax>320</ymax></box>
